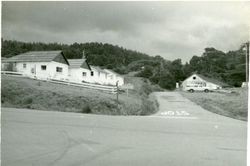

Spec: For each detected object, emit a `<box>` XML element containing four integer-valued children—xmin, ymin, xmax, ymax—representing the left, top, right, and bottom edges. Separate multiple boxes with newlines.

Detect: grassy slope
<box><xmin>1</xmin><ymin>75</ymin><xmax>159</xmax><ymax>115</ymax></box>
<box><xmin>180</xmin><ymin>88</ymin><xmax>248</xmax><ymax>121</ymax></box>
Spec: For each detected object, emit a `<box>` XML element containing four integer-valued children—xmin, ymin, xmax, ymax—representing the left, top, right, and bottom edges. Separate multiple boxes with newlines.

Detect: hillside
<box><xmin>1</xmin><ymin>40</ymin><xmax>247</xmax><ymax>89</ymax></box>
<box><xmin>1</xmin><ymin>75</ymin><xmax>159</xmax><ymax>115</ymax></box>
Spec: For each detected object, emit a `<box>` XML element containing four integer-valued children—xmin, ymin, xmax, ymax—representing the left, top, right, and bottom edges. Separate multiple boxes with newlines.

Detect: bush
<box><xmin>158</xmin><ymin>73</ymin><xmax>176</xmax><ymax>90</ymax></box>
<box><xmin>140</xmin><ymin>96</ymin><xmax>158</xmax><ymax>115</ymax></box>
<box><xmin>113</xmin><ymin>65</ymin><xmax>128</xmax><ymax>74</ymax></box>
<box><xmin>136</xmin><ymin>66</ymin><xmax>153</xmax><ymax>78</ymax></box>
<box><xmin>23</xmin><ymin>97</ymin><xmax>33</xmax><ymax>105</ymax></box>
<box><xmin>81</xmin><ymin>105</ymin><xmax>92</xmax><ymax>114</ymax></box>
<box><xmin>137</xmin><ymin>80</ymin><xmax>153</xmax><ymax>96</ymax></box>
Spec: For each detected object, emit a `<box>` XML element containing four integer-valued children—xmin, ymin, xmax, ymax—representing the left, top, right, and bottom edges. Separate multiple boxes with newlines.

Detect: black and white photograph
<box><xmin>1</xmin><ymin>1</ymin><xmax>249</xmax><ymax>166</ymax></box>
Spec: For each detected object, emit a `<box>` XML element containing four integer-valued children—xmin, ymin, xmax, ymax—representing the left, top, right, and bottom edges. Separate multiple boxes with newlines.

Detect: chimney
<box><xmin>82</xmin><ymin>50</ymin><xmax>85</xmax><ymax>59</ymax></box>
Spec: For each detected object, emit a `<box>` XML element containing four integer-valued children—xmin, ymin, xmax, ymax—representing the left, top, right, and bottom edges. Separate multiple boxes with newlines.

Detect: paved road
<box><xmin>1</xmin><ymin>92</ymin><xmax>247</xmax><ymax>166</ymax></box>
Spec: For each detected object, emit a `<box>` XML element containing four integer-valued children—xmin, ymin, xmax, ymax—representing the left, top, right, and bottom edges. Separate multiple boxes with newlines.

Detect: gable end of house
<box><xmin>53</xmin><ymin>52</ymin><xmax>69</xmax><ymax>65</ymax></box>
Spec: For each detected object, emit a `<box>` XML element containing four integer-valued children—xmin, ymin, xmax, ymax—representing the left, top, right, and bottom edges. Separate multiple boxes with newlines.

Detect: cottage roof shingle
<box><xmin>2</xmin><ymin>51</ymin><xmax>66</xmax><ymax>63</ymax></box>
<box><xmin>68</xmin><ymin>59</ymin><xmax>91</xmax><ymax>70</ymax></box>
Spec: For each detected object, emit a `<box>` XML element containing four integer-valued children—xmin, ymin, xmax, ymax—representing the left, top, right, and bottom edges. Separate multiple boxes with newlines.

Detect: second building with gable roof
<box><xmin>68</xmin><ymin>59</ymin><xmax>92</xmax><ymax>83</ymax></box>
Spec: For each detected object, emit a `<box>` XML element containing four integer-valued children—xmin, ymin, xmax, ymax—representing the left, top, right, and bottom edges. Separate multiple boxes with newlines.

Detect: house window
<box><xmin>82</xmin><ymin>72</ymin><xmax>87</xmax><ymax>76</ymax></box>
<box><xmin>105</xmin><ymin>74</ymin><xmax>107</xmax><ymax>79</ymax></box>
<box><xmin>56</xmin><ymin>67</ymin><xmax>63</xmax><ymax>73</ymax></box>
<box><xmin>91</xmin><ymin>71</ymin><xmax>94</xmax><ymax>76</ymax></box>
<box><xmin>23</xmin><ymin>64</ymin><xmax>26</xmax><ymax>68</ymax></box>
<box><xmin>98</xmin><ymin>72</ymin><xmax>100</xmax><ymax>77</ymax></box>
<box><xmin>41</xmin><ymin>65</ymin><xmax>47</xmax><ymax>70</ymax></box>
<box><xmin>193</xmin><ymin>76</ymin><xmax>196</xmax><ymax>80</ymax></box>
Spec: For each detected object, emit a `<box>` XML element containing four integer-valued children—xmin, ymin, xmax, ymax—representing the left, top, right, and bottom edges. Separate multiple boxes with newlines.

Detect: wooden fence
<box><xmin>1</xmin><ymin>71</ymin><xmax>23</xmax><ymax>77</ymax></box>
<box><xmin>1</xmin><ymin>71</ymin><xmax>118</xmax><ymax>94</ymax></box>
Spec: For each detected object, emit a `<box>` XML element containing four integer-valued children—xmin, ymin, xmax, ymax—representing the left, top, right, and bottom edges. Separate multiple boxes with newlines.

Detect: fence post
<box><xmin>116</xmin><ymin>81</ymin><xmax>119</xmax><ymax>101</ymax></box>
<box><xmin>116</xmin><ymin>81</ymin><xmax>119</xmax><ymax>110</ymax></box>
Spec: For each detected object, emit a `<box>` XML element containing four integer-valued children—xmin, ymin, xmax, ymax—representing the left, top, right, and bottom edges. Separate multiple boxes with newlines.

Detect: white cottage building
<box><xmin>181</xmin><ymin>73</ymin><xmax>229</xmax><ymax>91</ymax></box>
<box><xmin>2</xmin><ymin>51</ymin><xmax>69</xmax><ymax>81</ymax></box>
<box><xmin>2</xmin><ymin>51</ymin><xmax>125</xmax><ymax>87</ymax></box>
<box><xmin>104</xmin><ymin>69</ymin><xmax>124</xmax><ymax>86</ymax></box>
<box><xmin>90</xmin><ymin>66</ymin><xmax>110</xmax><ymax>85</ymax></box>
<box><xmin>67</xmin><ymin>58</ymin><xmax>125</xmax><ymax>85</ymax></box>
<box><xmin>68</xmin><ymin>59</ymin><xmax>92</xmax><ymax>83</ymax></box>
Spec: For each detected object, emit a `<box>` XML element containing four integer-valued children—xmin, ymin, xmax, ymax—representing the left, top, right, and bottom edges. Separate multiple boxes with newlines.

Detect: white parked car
<box><xmin>184</xmin><ymin>84</ymin><xmax>214</xmax><ymax>93</ymax></box>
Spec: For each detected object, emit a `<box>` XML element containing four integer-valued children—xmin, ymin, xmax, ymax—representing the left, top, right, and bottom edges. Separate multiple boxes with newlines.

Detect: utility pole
<box><xmin>246</xmin><ymin>42</ymin><xmax>249</xmax><ymax>83</ymax></box>
<box><xmin>241</xmin><ymin>41</ymin><xmax>249</xmax><ymax>84</ymax></box>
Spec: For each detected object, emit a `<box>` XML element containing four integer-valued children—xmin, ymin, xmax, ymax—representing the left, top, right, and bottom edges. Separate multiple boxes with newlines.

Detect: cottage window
<box><xmin>23</xmin><ymin>64</ymin><xmax>26</xmax><ymax>68</ymax></box>
<box><xmin>41</xmin><ymin>65</ymin><xmax>47</xmax><ymax>70</ymax></box>
<box><xmin>82</xmin><ymin>72</ymin><xmax>87</xmax><ymax>76</ymax></box>
<box><xmin>91</xmin><ymin>71</ymin><xmax>94</xmax><ymax>76</ymax></box>
<box><xmin>193</xmin><ymin>76</ymin><xmax>196</xmax><ymax>80</ymax></box>
<box><xmin>98</xmin><ymin>72</ymin><xmax>100</xmax><ymax>77</ymax></box>
<box><xmin>56</xmin><ymin>67</ymin><xmax>63</xmax><ymax>73</ymax></box>
<box><xmin>105</xmin><ymin>74</ymin><xmax>107</xmax><ymax>79</ymax></box>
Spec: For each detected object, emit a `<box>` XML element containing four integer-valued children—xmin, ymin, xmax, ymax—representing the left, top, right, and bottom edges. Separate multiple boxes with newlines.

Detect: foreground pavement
<box><xmin>1</xmin><ymin>92</ymin><xmax>247</xmax><ymax>166</ymax></box>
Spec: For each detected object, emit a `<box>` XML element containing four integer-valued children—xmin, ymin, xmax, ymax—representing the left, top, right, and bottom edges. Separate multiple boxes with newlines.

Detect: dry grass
<box><xmin>1</xmin><ymin>75</ymin><xmax>159</xmax><ymax>115</ymax></box>
<box><xmin>180</xmin><ymin>88</ymin><xmax>248</xmax><ymax>121</ymax></box>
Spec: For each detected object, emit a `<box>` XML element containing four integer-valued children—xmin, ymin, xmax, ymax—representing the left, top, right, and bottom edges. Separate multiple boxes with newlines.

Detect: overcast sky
<box><xmin>2</xmin><ymin>1</ymin><xmax>250</xmax><ymax>62</ymax></box>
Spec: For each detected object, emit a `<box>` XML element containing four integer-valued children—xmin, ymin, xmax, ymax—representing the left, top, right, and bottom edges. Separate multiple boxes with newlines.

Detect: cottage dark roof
<box><xmin>68</xmin><ymin>59</ymin><xmax>91</xmax><ymax>70</ymax></box>
<box><xmin>2</xmin><ymin>51</ymin><xmax>69</xmax><ymax>65</ymax></box>
<box><xmin>196</xmin><ymin>74</ymin><xmax>229</xmax><ymax>87</ymax></box>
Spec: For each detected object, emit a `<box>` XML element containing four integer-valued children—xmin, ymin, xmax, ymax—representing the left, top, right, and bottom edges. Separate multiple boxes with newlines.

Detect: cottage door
<box><xmin>30</xmin><ymin>65</ymin><xmax>36</xmax><ymax>78</ymax></box>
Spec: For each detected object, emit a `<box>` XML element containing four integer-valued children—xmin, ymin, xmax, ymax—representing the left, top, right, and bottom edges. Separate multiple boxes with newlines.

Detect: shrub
<box><xmin>23</xmin><ymin>97</ymin><xmax>33</xmax><ymax>105</ymax></box>
<box><xmin>136</xmin><ymin>66</ymin><xmax>153</xmax><ymax>78</ymax></box>
<box><xmin>139</xmin><ymin>81</ymin><xmax>153</xmax><ymax>96</ymax></box>
<box><xmin>81</xmin><ymin>105</ymin><xmax>92</xmax><ymax>114</ymax></box>
<box><xmin>140</xmin><ymin>96</ymin><xmax>158</xmax><ymax>115</ymax></box>
<box><xmin>158</xmin><ymin>73</ymin><xmax>176</xmax><ymax>90</ymax></box>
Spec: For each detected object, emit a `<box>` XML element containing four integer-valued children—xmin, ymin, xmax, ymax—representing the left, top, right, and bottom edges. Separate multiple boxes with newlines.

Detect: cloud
<box><xmin>2</xmin><ymin>1</ymin><xmax>250</xmax><ymax>62</ymax></box>
<box><xmin>2</xmin><ymin>2</ymin><xmax>168</xmax><ymax>34</ymax></box>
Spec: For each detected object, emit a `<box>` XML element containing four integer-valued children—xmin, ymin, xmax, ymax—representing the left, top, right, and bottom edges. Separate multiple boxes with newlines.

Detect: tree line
<box><xmin>1</xmin><ymin>39</ymin><xmax>247</xmax><ymax>89</ymax></box>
